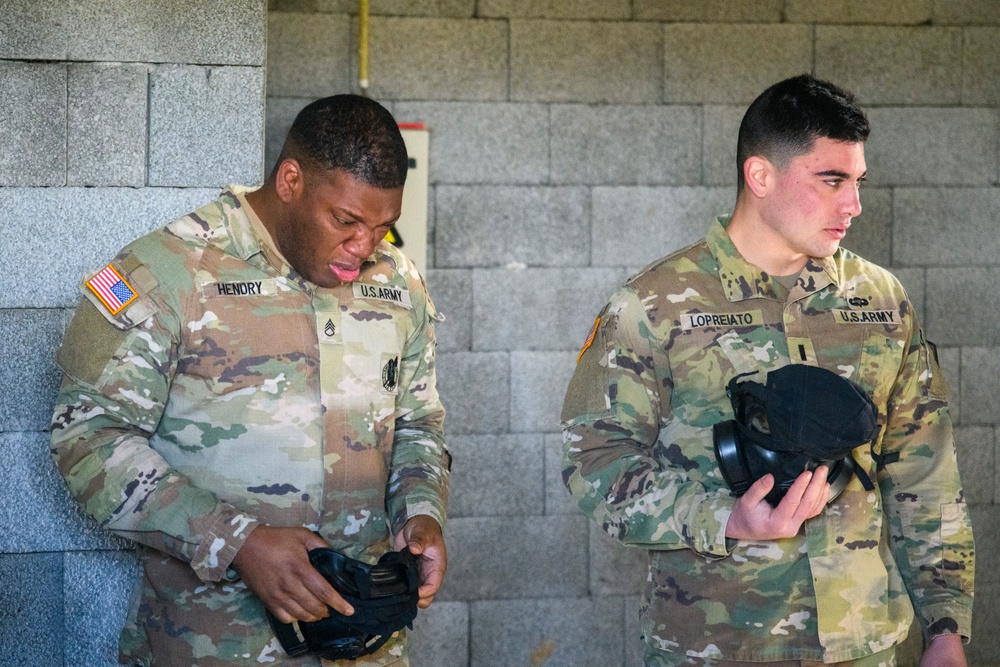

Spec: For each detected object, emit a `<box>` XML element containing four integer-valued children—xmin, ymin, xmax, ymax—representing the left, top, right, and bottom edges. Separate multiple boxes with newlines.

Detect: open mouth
<box><xmin>329</xmin><ymin>263</ymin><xmax>361</xmax><ymax>282</ymax></box>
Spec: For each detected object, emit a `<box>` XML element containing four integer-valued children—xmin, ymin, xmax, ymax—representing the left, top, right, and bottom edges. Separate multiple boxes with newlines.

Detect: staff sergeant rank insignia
<box><xmin>354</xmin><ymin>283</ymin><xmax>412</xmax><ymax>309</ymax></box>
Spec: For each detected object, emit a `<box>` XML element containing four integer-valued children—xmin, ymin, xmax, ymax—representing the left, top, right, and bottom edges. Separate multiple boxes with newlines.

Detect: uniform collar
<box><xmin>707</xmin><ymin>216</ymin><xmax>839</xmax><ymax>303</ymax></box>
<box><xmin>219</xmin><ymin>185</ymin><xmax>266</xmax><ymax>262</ymax></box>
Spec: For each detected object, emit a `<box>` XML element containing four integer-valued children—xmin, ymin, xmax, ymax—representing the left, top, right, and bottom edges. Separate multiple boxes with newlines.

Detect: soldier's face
<box><xmin>759</xmin><ymin>138</ymin><xmax>866</xmax><ymax>262</ymax></box>
<box><xmin>279</xmin><ymin>168</ymin><xmax>403</xmax><ymax>288</ymax></box>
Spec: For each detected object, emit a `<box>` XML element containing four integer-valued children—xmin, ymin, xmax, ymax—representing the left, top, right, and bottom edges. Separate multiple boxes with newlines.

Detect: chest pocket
<box><xmin>857</xmin><ymin>328</ymin><xmax>906</xmax><ymax>408</ymax></box>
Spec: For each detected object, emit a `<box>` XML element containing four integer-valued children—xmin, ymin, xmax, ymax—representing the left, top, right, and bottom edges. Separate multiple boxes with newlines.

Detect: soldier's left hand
<box><xmin>394</xmin><ymin>515</ymin><xmax>447</xmax><ymax>608</ymax></box>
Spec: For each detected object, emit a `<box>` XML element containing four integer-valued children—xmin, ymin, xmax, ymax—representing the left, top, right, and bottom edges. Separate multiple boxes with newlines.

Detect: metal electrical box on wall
<box><xmin>395</xmin><ymin>124</ymin><xmax>429</xmax><ymax>271</ymax></box>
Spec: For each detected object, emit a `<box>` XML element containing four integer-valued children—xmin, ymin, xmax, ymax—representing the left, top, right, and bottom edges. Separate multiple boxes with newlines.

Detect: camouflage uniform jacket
<box><xmin>561</xmin><ymin>217</ymin><xmax>973</xmax><ymax>663</ymax></box>
<box><xmin>51</xmin><ymin>187</ymin><xmax>450</xmax><ymax>667</ymax></box>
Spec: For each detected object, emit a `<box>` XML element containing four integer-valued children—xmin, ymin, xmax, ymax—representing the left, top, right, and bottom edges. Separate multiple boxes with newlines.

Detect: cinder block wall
<box><xmin>0</xmin><ymin>1</ymin><xmax>266</xmax><ymax>664</ymax></box>
<box><xmin>2</xmin><ymin>1</ymin><xmax>997</xmax><ymax>666</ymax></box>
<box><xmin>265</xmin><ymin>2</ymin><xmax>1000</xmax><ymax>666</ymax></box>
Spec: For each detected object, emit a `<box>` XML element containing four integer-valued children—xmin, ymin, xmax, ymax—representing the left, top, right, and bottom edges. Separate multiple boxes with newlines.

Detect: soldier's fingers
<box><xmin>774</xmin><ymin>470</ymin><xmax>813</xmax><ymax>523</ymax></box>
<box><xmin>742</xmin><ymin>473</ymin><xmax>775</xmax><ymax>508</ymax></box>
<box><xmin>801</xmin><ymin>466</ymin><xmax>830</xmax><ymax>518</ymax></box>
<box><xmin>301</xmin><ymin>570</ymin><xmax>353</xmax><ymax>617</ymax></box>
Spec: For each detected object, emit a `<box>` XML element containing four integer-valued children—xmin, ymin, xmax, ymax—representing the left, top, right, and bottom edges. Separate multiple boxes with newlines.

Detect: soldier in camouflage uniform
<box><xmin>561</xmin><ymin>75</ymin><xmax>974</xmax><ymax>666</ymax></box>
<box><xmin>50</xmin><ymin>95</ymin><xmax>450</xmax><ymax>666</ymax></box>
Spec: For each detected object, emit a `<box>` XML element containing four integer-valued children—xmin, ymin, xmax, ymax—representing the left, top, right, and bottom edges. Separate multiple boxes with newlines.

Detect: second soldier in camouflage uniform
<box><xmin>561</xmin><ymin>76</ymin><xmax>973</xmax><ymax>666</ymax></box>
<box><xmin>51</xmin><ymin>96</ymin><xmax>450</xmax><ymax>666</ymax></box>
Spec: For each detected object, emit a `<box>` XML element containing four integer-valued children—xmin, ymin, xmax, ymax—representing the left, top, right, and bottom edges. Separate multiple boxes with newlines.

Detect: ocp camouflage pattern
<box><xmin>561</xmin><ymin>217</ymin><xmax>973</xmax><ymax>664</ymax></box>
<box><xmin>51</xmin><ymin>187</ymin><xmax>450</xmax><ymax>666</ymax></box>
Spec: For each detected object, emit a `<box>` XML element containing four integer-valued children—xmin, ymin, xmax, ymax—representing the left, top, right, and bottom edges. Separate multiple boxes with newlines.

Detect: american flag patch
<box><xmin>86</xmin><ymin>264</ymin><xmax>137</xmax><ymax>315</ymax></box>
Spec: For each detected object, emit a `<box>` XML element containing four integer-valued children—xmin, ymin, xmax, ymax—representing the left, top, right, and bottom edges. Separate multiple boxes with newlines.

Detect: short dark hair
<box><xmin>736</xmin><ymin>74</ymin><xmax>870</xmax><ymax>191</ymax></box>
<box><xmin>278</xmin><ymin>94</ymin><xmax>408</xmax><ymax>189</ymax></box>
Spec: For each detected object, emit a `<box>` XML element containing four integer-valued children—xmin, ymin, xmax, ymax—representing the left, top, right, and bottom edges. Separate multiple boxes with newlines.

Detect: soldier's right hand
<box><xmin>724</xmin><ymin>467</ymin><xmax>830</xmax><ymax>541</ymax></box>
<box><xmin>231</xmin><ymin>525</ymin><xmax>354</xmax><ymax>624</ymax></box>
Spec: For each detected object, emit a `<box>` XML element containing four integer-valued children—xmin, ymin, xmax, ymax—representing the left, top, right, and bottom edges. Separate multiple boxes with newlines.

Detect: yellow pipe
<box><xmin>358</xmin><ymin>0</ymin><xmax>370</xmax><ymax>95</ymax></box>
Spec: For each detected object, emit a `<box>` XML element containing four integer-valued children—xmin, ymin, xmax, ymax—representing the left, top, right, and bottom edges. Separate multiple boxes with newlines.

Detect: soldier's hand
<box><xmin>393</xmin><ymin>515</ymin><xmax>447</xmax><ymax>608</ymax></box>
<box><xmin>231</xmin><ymin>525</ymin><xmax>353</xmax><ymax>624</ymax></box>
<box><xmin>725</xmin><ymin>467</ymin><xmax>830</xmax><ymax>541</ymax></box>
<box><xmin>919</xmin><ymin>633</ymin><xmax>967</xmax><ymax>667</ymax></box>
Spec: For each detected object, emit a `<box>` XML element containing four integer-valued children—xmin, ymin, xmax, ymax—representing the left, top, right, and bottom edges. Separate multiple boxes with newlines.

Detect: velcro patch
<box><xmin>833</xmin><ymin>309</ymin><xmax>899</xmax><ymax>325</ymax></box>
<box><xmin>680</xmin><ymin>309</ymin><xmax>763</xmax><ymax>331</ymax></box>
<box><xmin>86</xmin><ymin>264</ymin><xmax>138</xmax><ymax>315</ymax></box>
<box><xmin>354</xmin><ymin>283</ymin><xmax>412</xmax><ymax>309</ymax></box>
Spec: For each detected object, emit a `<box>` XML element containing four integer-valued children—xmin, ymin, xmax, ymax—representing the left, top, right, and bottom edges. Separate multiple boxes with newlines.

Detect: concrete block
<box><xmin>435</xmin><ymin>186</ymin><xmax>590</xmax><ymax>268</ymax></box>
<box><xmin>267</xmin><ymin>12</ymin><xmax>350</xmax><ymax>98</ymax></box>
<box><xmin>268</xmin><ymin>0</ymin><xmax>475</xmax><ymax>15</ymax></box>
<box><xmin>469</xmin><ymin>596</ymin><xmax>626</xmax><ymax>667</ymax></box>
<box><xmin>426</xmin><ymin>269</ymin><xmax>473</xmax><ymax>352</ymax></box>
<box><xmin>511</xmin><ymin>20</ymin><xmax>662</xmax><ymax>104</ymax></box>
<box><xmin>472</xmin><ymin>268</ymin><xmax>626</xmax><ymax>351</ymax></box>
<box><xmin>409</xmin><ymin>602</ymin><xmax>469</xmax><ymax>667</ymax></box>
<box><xmin>511</xmin><ymin>351</ymin><xmax>577</xmax><ymax>433</ymax></box>
<box><xmin>551</xmin><ymin>104</ymin><xmax>701</xmax><ymax>186</ymax></box>
<box><xmin>264</xmin><ymin>96</ymin><xmax>313</xmax><ymax>175</ymax></box>
<box><xmin>64</xmin><ymin>550</ymin><xmax>141</xmax><ymax>667</ymax></box>
<box><xmin>0</xmin><ymin>0</ymin><xmax>265</xmax><ymax>65</ymax></box>
<box><xmin>954</xmin><ymin>427</ymin><xmax>995</xmax><ymax>505</ymax></box>
<box><xmin>841</xmin><ymin>187</ymin><xmax>893</xmax><ymax>268</ymax></box>
<box><xmin>590</xmin><ymin>525</ymin><xmax>648</xmax><ymax>596</ymax></box>
<box><xmin>966</xmin><ymin>579</ymin><xmax>1000</xmax><ymax>667</ymax></box>
<box><xmin>703</xmin><ymin>105</ymin><xmax>744</xmax><ymax>187</ymax></box>
<box><xmin>393</xmin><ymin>102</ymin><xmax>549</xmax><ymax>185</ymax></box>
<box><xmin>816</xmin><ymin>26</ymin><xmax>963</xmax><ymax>105</ymax></box>
<box><xmin>926</xmin><ymin>270</ymin><xmax>1000</xmax><ymax>346</ymax></box>
<box><xmin>663</xmin><ymin>24</ymin><xmax>812</xmax><ymax>104</ymax></box>
<box><xmin>440</xmin><ymin>516</ymin><xmax>589</xmax><ymax>600</ymax></box>
<box><xmin>68</xmin><ymin>63</ymin><xmax>148</xmax><ymax>188</ymax></box>
<box><xmin>0</xmin><ymin>432</ymin><xmax>127</xmax><ymax>553</ymax></box>
<box><xmin>634</xmin><ymin>0</ymin><xmax>782</xmax><ymax>21</ymax></box>
<box><xmin>865</xmin><ymin>108</ymin><xmax>998</xmax><ymax>186</ymax></box>
<box><xmin>0</xmin><ymin>553</ymin><xmax>64</xmax><ymax>667</ymax></box>
<box><xmin>889</xmin><ymin>268</ymin><xmax>926</xmax><ymax>326</ymax></box>
<box><xmin>545</xmin><ymin>433</ymin><xmax>578</xmax><ymax>516</ymax></box>
<box><xmin>960</xmin><ymin>348</ymin><xmax>1000</xmax><ymax>425</ymax></box>
<box><xmin>932</xmin><ymin>0</ymin><xmax>1000</xmax><ymax>24</ymax></box>
<box><xmin>0</xmin><ymin>187</ymin><xmax>217</xmax><ymax>308</ymax></box>
<box><xmin>367</xmin><ymin>17</ymin><xmax>508</xmax><ymax>101</ymax></box>
<box><xmin>148</xmin><ymin>65</ymin><xmax>265</xmax><ymax>188</ymax></box>
<box><xmin>786</xmin><ymin>0</ymin><xmax>931</xmax><ymax>24</ymax></box>
<box><xmin>894</xmin><ymin>188</ymin><xmax>1000</xmax><ymax>267</ymax></box>
<box><xmin>435</xmin><ymin>351</ymin><xmax>510</xmax><ymax>435</ymax></box>
<box><xmin>0</xmin><ymin>62</ymin><xmax>66</xmax><ymax>187</ymax></box>
<box><xmin>448</xmin><ymin>434</ymin><xmax>544</xmax><ymax>517</ymax></box>
<box><xmin>591</xmin><ymin>186</ymin><xmax>735</xmax><ymax>268</ymax></box>
<box><xmin>479</xmin><ymin>0</ymin><xmax>629</xmax><ymax>18</ymax></box>
<box><xmin>970</xmin><ymin>503</ymin><xmax>1000</xmax><ymax>583</ymax></box>
<box><xmin>0</xmin><ymin>309</ymin><xmax>64</xmax><ymax>432</ymax></box>
<box><xmin>962</xmin><ymin>28</ymin><xmax>1000</xmax><ymax>105</ymax></box>
<box><xmin>937</xmin><ymin>346</ymin><xmax>961</xmax><ymax>425</ymax></box>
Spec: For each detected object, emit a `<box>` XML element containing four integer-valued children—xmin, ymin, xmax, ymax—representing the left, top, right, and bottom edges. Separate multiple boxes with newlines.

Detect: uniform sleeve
<box><xmin>878</xmin><ymin>322</ymin><xmax>974</xmax><ymax>642</ymax></box>
<box><xmin>560</xmin><ymin>286</ymin><xmax>732</xmax><ymax>559</ymax></box>
<box><xmin>50</xmin><ymin>271</ymin><xmax>260</xmax><ymax>583</ymax></box>
<box><xmin>385</xmin><ymin>274</ymin><xmax>450</xmax><ymax>534</ymax></box>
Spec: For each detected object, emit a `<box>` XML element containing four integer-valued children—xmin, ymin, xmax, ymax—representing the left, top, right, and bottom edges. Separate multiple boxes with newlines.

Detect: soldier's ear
<box><xmin>275</xmin><ymin>158</ymin><xmax>305</xmax><ymax>203</ymax></box>
<box><xmin>743</xmin><ymin>156</ymin><xmax>772</xmax><ymax>199</ymax></box>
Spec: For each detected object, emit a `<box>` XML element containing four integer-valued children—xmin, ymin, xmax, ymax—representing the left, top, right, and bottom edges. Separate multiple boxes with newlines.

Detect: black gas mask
<box><xmin>266</xmin><ymin>547</ymin><xmax>419</xmax><ymax>661</ymax></box>
<box><xmin>712</xmin><ymin>364</ymin><xmax>880</xmax><ymax>506</ymax></box>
